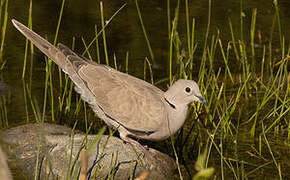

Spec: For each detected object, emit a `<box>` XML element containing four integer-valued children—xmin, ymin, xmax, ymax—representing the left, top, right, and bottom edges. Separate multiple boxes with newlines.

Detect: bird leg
<box><xmin>121</xmin><ymin>135</ymin><xmax>149</xmax><ymax>155</ymax></box>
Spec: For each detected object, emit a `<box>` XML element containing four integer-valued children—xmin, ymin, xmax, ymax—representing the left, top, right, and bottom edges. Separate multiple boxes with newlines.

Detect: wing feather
<box><xmin>77</xmin><ymin>65</ymin><xmax>167</xmax><ymax>132</ymax></box>
<box><xmin>57</xmin><ymin>44</ymin><xmax>167</xmax><ymax>132</ymax></box>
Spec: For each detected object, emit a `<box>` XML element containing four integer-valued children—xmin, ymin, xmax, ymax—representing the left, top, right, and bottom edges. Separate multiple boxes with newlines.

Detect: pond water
<box><xmin>0</xmin><ymin>0</ymin><xmax>289</xmax><ymax>179</ymax></box>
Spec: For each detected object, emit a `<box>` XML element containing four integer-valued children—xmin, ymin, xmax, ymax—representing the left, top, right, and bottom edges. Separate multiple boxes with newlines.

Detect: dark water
<box><xmin>2</xmin><ymin>0</ymin><xmax>290</xmax><ymax>126</ymax></box>
<box><xmin>0</xmin><ymin>0</ymin><xmax>289</xmax><ymax>179</ymax></box>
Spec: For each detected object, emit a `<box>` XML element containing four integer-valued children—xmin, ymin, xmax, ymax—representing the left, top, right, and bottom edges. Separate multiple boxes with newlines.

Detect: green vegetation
<box><xmin>0</xmin><ymin>0</ymin><xmax>8</xmax><ymax>128</ymax></box>
<box><xmin>0</xmin><ymin>0</ymin><xmax>289</xmax><ymax>179</ymax></box>
<box><xmin>165</xmin><ymin>0</ymin><xmax>289</xmax><ymax>179</ymax></box>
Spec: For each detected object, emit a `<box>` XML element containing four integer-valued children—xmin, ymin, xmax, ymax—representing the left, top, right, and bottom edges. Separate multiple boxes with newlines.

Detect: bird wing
<box><xmin>59</xmin><ymin>44</ymin><xmax>167</xmax><ymax>133</ymax></box>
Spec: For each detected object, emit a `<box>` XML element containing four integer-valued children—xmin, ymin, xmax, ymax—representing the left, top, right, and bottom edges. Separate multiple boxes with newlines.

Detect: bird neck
<box><xmin>166</xmin><ymin>102</ymin><xmax>189</xmax><ymax>136</ymax></box>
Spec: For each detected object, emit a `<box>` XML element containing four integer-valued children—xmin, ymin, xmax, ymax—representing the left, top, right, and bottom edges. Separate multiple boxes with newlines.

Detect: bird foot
<box><xmin>122</xmin><ymin>136</ymin><xmax>150</xmax><ymax>157</ymax></box>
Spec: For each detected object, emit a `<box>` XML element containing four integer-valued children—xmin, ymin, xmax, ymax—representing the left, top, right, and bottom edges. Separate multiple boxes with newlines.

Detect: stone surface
<box><xmin>0</xmin><ymin>123</ymin><xmax>177</xmax><ymax>179</ymax></box>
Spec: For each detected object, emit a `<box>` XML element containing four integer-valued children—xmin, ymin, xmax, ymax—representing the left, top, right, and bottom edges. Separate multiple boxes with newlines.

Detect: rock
<box><xmin>0</xmin><ymin>123</ymin><xmax>177</xmax><ymax>179</ymax></box>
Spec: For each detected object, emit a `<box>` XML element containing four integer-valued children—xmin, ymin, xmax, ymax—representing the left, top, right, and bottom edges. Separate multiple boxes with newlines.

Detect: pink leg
<box><xmin>120</xmin><ymin>134</ymin><xmax>149</xmax><ymax>154</ymax></box>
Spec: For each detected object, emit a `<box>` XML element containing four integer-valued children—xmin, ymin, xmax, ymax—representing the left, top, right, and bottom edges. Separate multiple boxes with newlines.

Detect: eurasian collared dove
<box><xmin>12</xmin><ymin>19</ymin><xmax>207</xmax><ymax>149</ymax></box>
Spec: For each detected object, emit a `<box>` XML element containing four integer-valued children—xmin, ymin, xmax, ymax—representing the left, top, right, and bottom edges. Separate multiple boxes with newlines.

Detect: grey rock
<box><xmin>0</xmin><ymin>123</ymin><xmax>177</xmax><ymax>179</ymax></box>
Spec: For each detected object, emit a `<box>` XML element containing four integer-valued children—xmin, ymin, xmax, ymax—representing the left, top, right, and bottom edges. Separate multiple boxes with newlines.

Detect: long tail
<box><xmin>12</xmin><ymin>19</ymin><xmax>99</xmax><ymax>107</ymax></box>
<box><xmin>12</xmin><ymin>19</ymin><xmax>67</xmax><ymax>70</ymax></box>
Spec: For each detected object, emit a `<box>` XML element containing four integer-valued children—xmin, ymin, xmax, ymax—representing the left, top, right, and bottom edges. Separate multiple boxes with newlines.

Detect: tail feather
<box><xmin>12</xmin><ymin>19</ymin><xmax>101</xmax><ymax>113</ymax></box>
<box><xmin>12</xmin><ymin>19</ymin><xmax>67</xmax><ymax>70</ymax></box>
<box><xmin>57</xmin><ymin>43</ymin><xmax>78</xmax><ymax>57</ymax></box>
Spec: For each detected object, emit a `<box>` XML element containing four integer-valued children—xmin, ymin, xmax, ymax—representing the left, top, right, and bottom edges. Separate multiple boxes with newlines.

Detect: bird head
<box><xmin>164</xmin><ymin>79</ymin><xmax>207</xmax><ymax>107</ymax></box>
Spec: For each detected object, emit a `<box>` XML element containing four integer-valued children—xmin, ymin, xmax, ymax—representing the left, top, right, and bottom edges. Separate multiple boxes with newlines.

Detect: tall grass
<box><xmin>0</xmin><ymin>94</ymin><xmax>8</xmax><ymax>127</ymax></box>
<box><xmin>21</xmin><ymin>0</ymin><xmax>32</xmax><ymax>79</ymax></box>
<box><xmin>164</xmin><ymin>0</ymin><xmax>289</xmax><ymax>179</ymax></box>
<box><xmin>135</xmin><ymin>0</ymin><xmax>154</xmax><ymax>63</ymax></box>
<box><xmin>0</xmin><ymin>0</ymin><xmax>8</xmax><ymax>62</ymax></box>
<box><xmin>0</xmin><ymin>0</ymin><xmax>9</xmax><ymax>129</ymax></box>
<box><xmin>100</xmin><ymin>1</ymin><xmax>109</xmax><ymax>66</ymax></box>
<box><xmin>14</xmin><ymin>0</ymin><xmax>289</xmax><ymax>179</ymax></box>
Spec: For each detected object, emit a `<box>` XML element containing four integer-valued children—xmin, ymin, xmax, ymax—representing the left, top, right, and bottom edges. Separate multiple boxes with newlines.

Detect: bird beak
<box><xmin>196</xmin><ymin>95</ymin><xmax>208</xmax><ymax>106</ymax></box>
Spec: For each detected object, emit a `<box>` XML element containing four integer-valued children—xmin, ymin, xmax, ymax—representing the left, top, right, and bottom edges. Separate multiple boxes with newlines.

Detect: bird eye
<box><xmin>185</xmin><ymin>87</ymin><xmax>191</xmax><ymax>93</ymax></box>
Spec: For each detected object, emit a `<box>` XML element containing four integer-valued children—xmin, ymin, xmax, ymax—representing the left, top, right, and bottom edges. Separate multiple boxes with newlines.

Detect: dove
<box><xmin>12</xmin><ymin>19</ymin><xmax>207</xmax><ymax>149</ymax></box>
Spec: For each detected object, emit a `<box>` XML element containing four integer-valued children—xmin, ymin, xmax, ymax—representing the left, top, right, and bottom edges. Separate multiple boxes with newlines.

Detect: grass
<box><xmin>0</xmin><ymin>0</ymin><xmax>8</xmax><ymax>62</ymax></box>
<box><xmin>135</xmin><ymin>0</ymin><xmax>154</xmax><ymax>63</ymax></box>
<box><xmin>165</xmin><ymin>0</ymin><xmax>289</xmax><ymax>179</ymax></box>
<box><xmin>1</xmin><ymin>0</ymin><xmax>289</xmax><ymax>179</ymax></box>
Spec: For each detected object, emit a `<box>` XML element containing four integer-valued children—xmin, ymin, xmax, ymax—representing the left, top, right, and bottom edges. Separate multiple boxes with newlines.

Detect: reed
<box><xmin>0</xmin><ymin>0</ymin><xmax>8</xmax><ymax>62</ymax></box>
<box><xmin>168</xmin><ymin>0</ymin><xmax>288</xmax><ymax>178</ymax></box>
<box><xmin>100</xmin><ymin>1</ymin><xmax>109</xmax><ymax>66</ymax></box>
<box><xmin>10</xmin><ymin>0</ymin><xmax>289</xmax><ymax>179</ymax></box>
<box><xmin>135</xmin><ymin>0</ymin><xmax>154</xmax><ymax>62</ymax></box>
